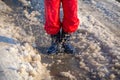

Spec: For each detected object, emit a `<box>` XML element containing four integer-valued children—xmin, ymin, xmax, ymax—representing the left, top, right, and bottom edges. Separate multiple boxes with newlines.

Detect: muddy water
<box><xmin>41</xmin><ymin>54</ymin><xmax>87</xmax><ymax>80</ymax></box>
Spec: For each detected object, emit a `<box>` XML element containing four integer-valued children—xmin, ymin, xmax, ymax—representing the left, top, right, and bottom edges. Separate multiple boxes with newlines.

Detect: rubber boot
<box><xmin>61</xmin><ymin>31</ymin><xmax>75</xmax><ymax>54</ymax></box>
<box><xmin>47</xmin><ymin>33</ymin><xmax>60</xmax><ymax>54</ymax></box>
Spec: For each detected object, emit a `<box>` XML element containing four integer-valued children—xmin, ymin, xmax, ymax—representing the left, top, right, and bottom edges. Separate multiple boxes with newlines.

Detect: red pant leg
<box><xmin>62</xmin><ymin>0</ymin><xmax>80</xmax><ymax>33</ymax></box>
<box><xmin>44</xmin><ymin>0</ymin><xmax>61</xmax><ymax>35</ymax></box>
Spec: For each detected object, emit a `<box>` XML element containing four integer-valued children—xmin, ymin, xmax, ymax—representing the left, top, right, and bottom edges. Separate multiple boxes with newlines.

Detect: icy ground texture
<box><xmin>0</xmin><ymin>0</ymin><xmax>120</xmax><ymax>80</ymax></box>
<box><xmin>0</xmin><ymin>1</ymin><xmax>51</xmax><ymax>80</ymax></box>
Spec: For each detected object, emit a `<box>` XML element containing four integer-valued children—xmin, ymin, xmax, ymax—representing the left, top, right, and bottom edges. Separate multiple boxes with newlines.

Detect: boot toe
<box><xmin>63</xmin><ymin>44</ymin><xmax>76</xmax><ymax>54</ymax></box>
<box><xmin>47</xmin><ymin>45</ymin><xmax>58</xmax><ymax>54</ymax></box>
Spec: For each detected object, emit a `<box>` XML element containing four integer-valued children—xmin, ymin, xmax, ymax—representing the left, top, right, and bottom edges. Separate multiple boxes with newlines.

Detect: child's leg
<box><xmin>61</xmin><ymin>0</ymin><xmax>80</xmax><ymax>33</ymax></box>
<box><xmin>44</xmin><ymin>0</ymin><xmax>61</xmax><ymax>35</ymax></box>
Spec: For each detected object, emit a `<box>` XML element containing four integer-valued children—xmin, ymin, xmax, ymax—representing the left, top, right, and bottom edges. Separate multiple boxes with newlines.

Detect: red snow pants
<box><xmin>44</xmin><ymin>0</ymin><xmax>80</xmax><ymax>35</ymax></box>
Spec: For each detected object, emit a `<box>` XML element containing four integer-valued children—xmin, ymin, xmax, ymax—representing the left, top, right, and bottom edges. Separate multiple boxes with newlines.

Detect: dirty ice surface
<box><xmin>0</xmin><ymin>0</ymin><xmax>120</xmax><ymax>80</ymax></box>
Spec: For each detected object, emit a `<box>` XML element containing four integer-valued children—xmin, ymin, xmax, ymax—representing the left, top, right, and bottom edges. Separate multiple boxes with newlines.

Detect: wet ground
<box><xmin>0</xmin><ymin>0</ymin><xmax>120</xmax><ymax>80</ymax></box>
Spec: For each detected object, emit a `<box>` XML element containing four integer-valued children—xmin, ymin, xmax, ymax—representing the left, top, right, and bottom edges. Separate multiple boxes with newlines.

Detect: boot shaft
<box><xmin>61</xmin><ymin>30</ymin><xmax>71</xmax><ymax>43</ymax></box>
<box><xmin>51</xmin><ymin>32</ymin><xmax>61</xmax><ymax>44</ymax></box>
